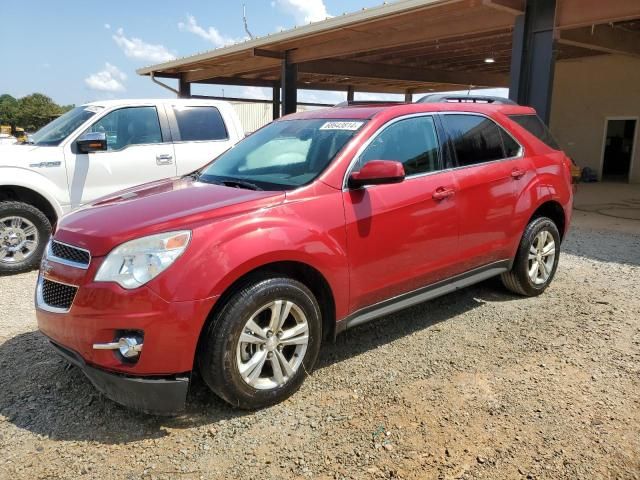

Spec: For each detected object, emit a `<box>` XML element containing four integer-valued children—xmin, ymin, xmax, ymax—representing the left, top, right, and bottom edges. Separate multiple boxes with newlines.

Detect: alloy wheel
<box><xmin>0</xmin><ymin>216</ymin><xmax>39</xmax><ymax>264</ymax></box>
<box><xmin>527</xmin><ymin>229</ymin><xmax>556</xmax><ymax>285</ymax></box>
<box><xmin>236</xmin><ymin>300</ymin><xmax>309</xmax><ymax>390</ymax></box>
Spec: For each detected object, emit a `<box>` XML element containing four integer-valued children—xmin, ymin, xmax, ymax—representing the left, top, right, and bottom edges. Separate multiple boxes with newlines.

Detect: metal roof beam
<box><xmin>298</xmin><ymin>59</ymin><xmax>508</xmax><ymax>87</ymax></box>
<box><xmin>557</xmin><ymin>24</ymin><xmax>640</xmax><ymax>57</ymax></box>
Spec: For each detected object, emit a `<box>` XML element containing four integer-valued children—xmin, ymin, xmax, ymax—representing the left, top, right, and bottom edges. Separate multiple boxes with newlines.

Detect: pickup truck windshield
<box><xmin>198</xmin><ymin>118</ymin><xmax>366</xmax><ymax>190</ymax></box>
<box><xmin>30</xmin><ymin>106</ymin><xmax>102</xmax><ymax>146</ymax></box>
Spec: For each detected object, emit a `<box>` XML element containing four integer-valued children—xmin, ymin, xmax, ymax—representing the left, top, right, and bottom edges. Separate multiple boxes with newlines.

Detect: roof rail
<box><xmin>333</xmin><ymin>100</ymin><xmax>406</xmax><ymax>107</ymax></box>
<box><xmin>417</xmin><ymin>94</ymin><xmax>517</xmax><ymax>105</ymax></box>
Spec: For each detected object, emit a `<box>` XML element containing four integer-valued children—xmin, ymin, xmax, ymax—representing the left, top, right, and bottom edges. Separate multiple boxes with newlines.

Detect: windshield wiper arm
<box><xmin>221</xmin><ymin>179</ymin><xmax>263</xmax><ymax>191</ymax></box>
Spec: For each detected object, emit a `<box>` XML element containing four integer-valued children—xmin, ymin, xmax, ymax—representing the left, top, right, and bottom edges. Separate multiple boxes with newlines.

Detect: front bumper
<box><xmin>47</xmin><ymin>338</ymin><xmax>189</xmax><ymax>415</ymax></box>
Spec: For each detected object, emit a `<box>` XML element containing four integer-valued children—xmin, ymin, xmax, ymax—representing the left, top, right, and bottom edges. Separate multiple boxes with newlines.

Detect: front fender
<box><xmin>0</xmin><ymin>166</ymin><xmax>67</xmax><ymax>218</ymax></box>
<box><xmin>146</xmin><ymin>191</ymin><xmax>350</xmax><ymax>319</ymax></box>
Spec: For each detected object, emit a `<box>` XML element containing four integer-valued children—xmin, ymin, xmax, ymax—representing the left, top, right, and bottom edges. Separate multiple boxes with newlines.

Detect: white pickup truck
<box><xmin>0</xmin><ymin>99</ymin><xmax>244</xmax><ymax>274</ymax></box>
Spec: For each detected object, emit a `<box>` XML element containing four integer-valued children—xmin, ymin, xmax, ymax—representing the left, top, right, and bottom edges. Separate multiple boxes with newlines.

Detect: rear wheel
<box><xmin>0</xmin><ymin>201</ymin><xmax>51</xmax><ymax>275</ymax></box>
<box><xmin>198</xmin><ymin>276</ymin><xmax>322</xmax><ymax>409</ymax></box>
<box><xmin>501</xmin><ymin>216</ymin><xmax>560</xmax><ymax>296</ymax></box>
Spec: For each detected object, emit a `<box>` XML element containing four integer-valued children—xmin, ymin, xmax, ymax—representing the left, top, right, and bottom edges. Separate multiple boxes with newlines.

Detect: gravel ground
<box><xmin>0</xmin><ymin>220</ymin><xmax>639</xmax><ymax>479</ymax></box>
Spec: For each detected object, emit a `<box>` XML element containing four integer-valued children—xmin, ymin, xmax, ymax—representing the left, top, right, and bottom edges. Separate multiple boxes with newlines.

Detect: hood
<box><xmin>0</xmin><ymin>144</ymin><xmax>52</xmax><ymax>167</ymax></box>
<box><xmin>55</xmin><ymin>177</ymin><xmax>285</xmax><ymax>256</ymax></box>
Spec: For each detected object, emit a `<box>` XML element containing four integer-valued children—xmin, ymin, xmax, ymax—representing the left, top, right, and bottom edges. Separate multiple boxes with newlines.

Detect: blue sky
<box><xmin>0</xmin><ymin>0</ymin><xmax>505</xmax><ymax>106</ymax></box>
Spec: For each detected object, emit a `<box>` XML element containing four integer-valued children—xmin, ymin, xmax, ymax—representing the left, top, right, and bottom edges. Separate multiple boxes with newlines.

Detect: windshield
<box><xmin>30</xmin><ymin>105</ymin><xmax>102</xmax><ymax>146</ymax></box>
<box><xmin>198</xmin><ymin>118</ymin><xmax>366</xmax><ymax>190</ymax></box>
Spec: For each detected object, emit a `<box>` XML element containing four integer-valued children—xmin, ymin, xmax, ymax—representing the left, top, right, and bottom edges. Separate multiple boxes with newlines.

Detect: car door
<box><xmin>64</xmin><ymin>105</ymin><xmax>176</xmax><ymax>208</ymax></box>
<box><xmin>440</xmin><ymin>113</ymin><xmax>526</xmax><ymax>272</ymax></box>
<box><xmin>166</xmin><ymin>103</ymin><xmax>237</xmax><ymax>174</ymax></box>
<box><xmin>342</xmin><ymin>114</ymin><xmax>460</xmax><ymax>313</ymax></box>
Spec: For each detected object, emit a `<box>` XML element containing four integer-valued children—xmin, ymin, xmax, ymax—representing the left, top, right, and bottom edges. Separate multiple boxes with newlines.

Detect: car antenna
<box><xmin>243</xmin><ymin>4</ymin><xmax>254</xmax><ymax>39</ymax></box>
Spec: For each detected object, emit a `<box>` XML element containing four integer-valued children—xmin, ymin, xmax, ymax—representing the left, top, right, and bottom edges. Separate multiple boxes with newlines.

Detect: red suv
<box><xmin>36</xmin><ymin>97</ymin><xmax>573</xmax><ymax>414</ymax></box>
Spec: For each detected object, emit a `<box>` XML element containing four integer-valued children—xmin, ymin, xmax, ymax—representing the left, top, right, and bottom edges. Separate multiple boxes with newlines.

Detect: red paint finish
<box><xmin>36</xmin><ymin>102</ymin><xmax>573</xmax><ymax>380</ymax></box>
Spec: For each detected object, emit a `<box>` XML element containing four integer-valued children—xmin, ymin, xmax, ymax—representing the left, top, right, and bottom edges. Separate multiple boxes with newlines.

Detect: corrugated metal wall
<box><xmin>230</xmin><ymin>102</ymin><xmax>315</xmax><ymax>134</ymax></box>
<box><xmin>231</xmin><ymin>102</ymin><xmax>274</xmax><ymax>134</ymax></box>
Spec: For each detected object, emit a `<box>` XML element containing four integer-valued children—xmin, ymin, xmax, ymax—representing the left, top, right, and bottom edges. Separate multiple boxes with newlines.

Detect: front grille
<box><xmin>41</xmin><ymin>278</ymin><xmax>78</xmax><ymax>310</ymax></box>
<box><xmin>50</xmin><ymin>240</ymin><xmax>91</xmax><ymax>267</ymax></box>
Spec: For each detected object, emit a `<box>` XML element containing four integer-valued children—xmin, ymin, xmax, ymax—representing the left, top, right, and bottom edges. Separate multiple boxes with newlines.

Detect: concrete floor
<box><xmin>572</xmin><ymin>182</ymin><xmax>640</xmax><ymax>234</ymax></box>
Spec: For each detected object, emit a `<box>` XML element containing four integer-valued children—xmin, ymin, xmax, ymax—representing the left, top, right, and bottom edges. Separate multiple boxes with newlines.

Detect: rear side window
<box><xmin>442</xmin><ymin>114</ymin><xmax>507</xmax><ymax>166</ymax></box>
<box><xmin>172</xmin><ymin>106</ymin><xmax>228</xmax><ymax>141</ymax></box>
<box><xmin>509</xmin><ymin>114</ymin><xmax>559</xmax><ymax>150</ymax></box>
<box><xmin>358</xmin><ymin>116</ymin><xmax>440</xmax><ymax>176</ymax></box>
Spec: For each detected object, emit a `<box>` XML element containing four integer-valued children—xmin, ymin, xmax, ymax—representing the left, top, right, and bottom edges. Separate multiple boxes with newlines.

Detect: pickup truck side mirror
<box><xmin>77</xmin><ymin>132</ymin><xmax>107</xmax><ymax>154</ymax></box>
<box><xmin>348</xmin><ymin>160</ymin><xmax>405</xmax><ymax>189</ymax></box>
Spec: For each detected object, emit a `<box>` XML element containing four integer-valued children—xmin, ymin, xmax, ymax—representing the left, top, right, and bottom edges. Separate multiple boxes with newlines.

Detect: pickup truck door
<box><xmin>63</xmin><ymin>105</ymin><xmax>176</xmax><ymax>208</ymax></box>
<box><xmin>165</xmin><ymin>103</ymin><xmax>240</xmax><ymax>174</ymax></box>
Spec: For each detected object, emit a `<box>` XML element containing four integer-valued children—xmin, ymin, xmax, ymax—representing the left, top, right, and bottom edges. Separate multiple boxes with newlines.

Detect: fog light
<box><xmin>93</xmin><ymin>336</ymin><xmax>143</xmax><ymax>358</ymax></box>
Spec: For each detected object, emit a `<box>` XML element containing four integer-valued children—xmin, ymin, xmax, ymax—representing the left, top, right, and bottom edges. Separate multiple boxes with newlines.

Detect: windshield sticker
<box><xmin>84</xmin><ymin>106</ymin><xmax>104</xmax><ymax>113</ymax></box>
<box><xmin>319</xmin><ymin>121</ymin><xmax>364</xmax><ymax>131</ymax></box>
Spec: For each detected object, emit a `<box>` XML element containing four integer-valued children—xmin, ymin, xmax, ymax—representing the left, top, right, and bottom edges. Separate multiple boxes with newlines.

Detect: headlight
<box><xmin>95</xmin><ymin>231</ymin><xmax>191</xmax><ymax>289</ymax></box>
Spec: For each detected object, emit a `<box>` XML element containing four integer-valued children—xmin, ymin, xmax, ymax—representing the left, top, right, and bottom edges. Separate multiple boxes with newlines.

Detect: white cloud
<box><xmin>274</xmin><ymin>0</ymin><xmax>331</xmax><ymax>24</ymax></box>
<box><xmin>113</xmin><ymin>28</ymin><xmax>175</xmax><ymax>64</ymax></box>
<box><xmin>178</xmin><ymin>15</ymin><xmax>245</xmax><ymax>47</ymax></box>
<box><xmin>85</xmin><ymin>63</ymin><xmax>127</xmax><ymax>92</ymax></box>
<box><xmin>104</xmin><ymin>23</ymin><xmax>111</xmax><ymax>30</ymax></box>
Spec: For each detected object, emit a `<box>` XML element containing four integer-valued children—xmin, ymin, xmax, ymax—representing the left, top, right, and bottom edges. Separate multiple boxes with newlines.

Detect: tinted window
<box><xmin>509</xmin><ymin>114</ymin><xmax>559</xmax><ymax>150</ymax></box>
<box><xmin>173</xmin><ymin>106</ymin><xmax>228</xmax><ymax>141</ymax></box>
<box><xmin>88</xmin><ymin>107</ymin><xmax>162</xmax><ymax>150</ymax></box>
<box><xmin>443</xmin><ymin>114</ymin><xmax>506</xmax><ymax>166</ymax></box>
<box><xmin>501</xmin><ymin>129</ymin><xmax>522</xmax><ymax>157</ymax></box>
<box><xmin>358</xmin><ymin>116</ymin><xmax>440</xmax><ymax>176</ymax></box>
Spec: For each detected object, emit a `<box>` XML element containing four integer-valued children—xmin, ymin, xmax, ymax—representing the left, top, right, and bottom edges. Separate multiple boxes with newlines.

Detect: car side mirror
<box><xmin>348</xmin><ymin>160</ymin><xmax>405</xmax><ymax>189</ymax></box>
<box><xmin>77</xmin><ymin>132</ymin><xmax>107</xmax><ymax>153</ymax></box>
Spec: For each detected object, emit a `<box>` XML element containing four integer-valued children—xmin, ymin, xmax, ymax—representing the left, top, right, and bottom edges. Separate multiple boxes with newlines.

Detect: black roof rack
<box><xmin>417</xmin><ymin>94</ymin><xmax>517</xmax><ymax>105</ymax></box>
<box><xmin>334</xmin><ymin>100</ymin><xmax>406</xmax><ymax>107</ymax></box>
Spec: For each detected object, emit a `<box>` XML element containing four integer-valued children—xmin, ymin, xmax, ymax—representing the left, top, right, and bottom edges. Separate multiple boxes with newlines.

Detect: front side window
<box><xmin>357</xmin><ymin>116</ymin><xmax>440</xmax><ymax>176</ymax></box>
<box><xmin>30</xmin><ymin>106</ymin><xmax>101</xmax><ymax>146</ymax></box>
<box><xmin>87</xmin><ymin>106</ymin><xmax>162</xmax><ymax>151</ymax></box>
<box><xmin>198</xmin><ymin>118</ymin><xmax>365</xmax><ymax>190</ymax></box>
<box><xmin>172</xmin><ymin>106</ymin><xmax>228</xmax><ymax>141</ymax></box>
<box><xmin>443</xmin><ymin>114</ymin><xmax>513</xmax><ymax>167</ymax></box>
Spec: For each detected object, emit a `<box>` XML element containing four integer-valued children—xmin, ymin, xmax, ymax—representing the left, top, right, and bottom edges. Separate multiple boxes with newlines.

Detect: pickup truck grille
<box><xmin>41</xmin><ymin>278</ymin><xmax>78</xmax><ymax>311</ymax></box>
<box><xmin>49</xmin><ymin>240</ymin><xmax>91</xmax><ymax>268</ymax></box>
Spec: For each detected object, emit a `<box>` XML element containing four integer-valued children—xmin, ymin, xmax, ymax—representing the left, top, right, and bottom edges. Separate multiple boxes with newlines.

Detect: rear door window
<box><xmin>172</xmin><ymin>106</ymin><xmax>228</xmax><ymax>141</ymax></box>
<box><xmin>509</xmin><ymin>114</ymin><xmax>560</xmax><ymax>150</ymax></box>
<box><xmin>442</xmin><ymin>114</ymin><xmax>519</xmax><ymax>167</ymax></box>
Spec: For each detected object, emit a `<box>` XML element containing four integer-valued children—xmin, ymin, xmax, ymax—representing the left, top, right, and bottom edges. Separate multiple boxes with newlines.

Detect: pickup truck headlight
<box><xmin>95</xmin><ymin>231</ymin><xmax>191</xmax><ymax>289</ymax></box>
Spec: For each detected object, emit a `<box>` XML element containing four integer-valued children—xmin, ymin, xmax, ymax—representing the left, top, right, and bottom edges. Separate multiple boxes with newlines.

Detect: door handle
<box><xmin>156</xmin><ymin>154</ymin><xmax>173</xmax><ymax>165</ymax></box>
<box><xmin>432</xmin><ymin>187</ymin><xmax>455</xmax><ymax>201</ymax></box>
<box><xmin>511</xmin><ymin>168</ymin><xmax>526</xmax><ymax>179</ymax></box>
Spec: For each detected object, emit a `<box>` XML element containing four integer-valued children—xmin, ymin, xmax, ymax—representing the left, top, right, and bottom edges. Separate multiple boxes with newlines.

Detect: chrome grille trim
<box><xmin>36</xmin><ymin>275</ymin><xmax>78</xmax><ymax>314</ymax></box>
<box><xmin>47</xmin><ymin>240</ymin><xmax>91</xmax><ymax>270</ymax></box>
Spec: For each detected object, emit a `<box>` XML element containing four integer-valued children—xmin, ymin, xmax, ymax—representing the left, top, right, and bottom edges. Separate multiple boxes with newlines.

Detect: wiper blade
<box><xmin>221</xmin><ymin>179</ymin><xmax>263</xmax><ymax>191</ymax></box>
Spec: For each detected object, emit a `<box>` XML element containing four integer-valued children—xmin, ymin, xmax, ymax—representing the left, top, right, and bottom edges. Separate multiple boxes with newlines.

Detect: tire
<box><xmin>0</xmin><ymin>201</ymin><xmax>51</xmax><ymax>275</ymax></box>
<box><xmin>501</xmin><ymin>216</ymin><xmax>561</xmax><ymax>297</ymax></box>
<box><xmin>198</xmin><ymin>276</ymin><xmax>322</xmax><ymax>409</ymax></box>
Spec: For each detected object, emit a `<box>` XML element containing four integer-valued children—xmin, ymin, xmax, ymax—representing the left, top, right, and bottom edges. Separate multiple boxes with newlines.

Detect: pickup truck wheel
<box><xmin>0</xmin><ymin>201</ymin><xmax>51</xmax><ymax>275</ymax></box>
<box><xmin>501</xmin><ymin>216</ymin><xmax>560</xmax><ymax>297</ymax></box>
<box><xmin>199</xmin><ymin>277</ymin><xmax>322</xmax><ymax>409</ymax></box>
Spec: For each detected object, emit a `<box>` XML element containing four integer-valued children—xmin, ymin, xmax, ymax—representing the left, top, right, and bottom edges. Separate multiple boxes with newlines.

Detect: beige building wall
<box><xmin>550</xmin><ymin>54</ymin><xmax>640</xmax><ymax>184</ymax></box>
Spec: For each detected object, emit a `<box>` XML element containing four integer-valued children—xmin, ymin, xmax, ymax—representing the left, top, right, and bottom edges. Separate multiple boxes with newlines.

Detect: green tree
<box><xmin>0</xmin><ymin>94</ymin><xmax>18</xmax><ymax>127</ymax></box>
<box><xmin>15</xmin><ymin>93</ymin><xmax>64</xmax><ymax>131</ymax></box>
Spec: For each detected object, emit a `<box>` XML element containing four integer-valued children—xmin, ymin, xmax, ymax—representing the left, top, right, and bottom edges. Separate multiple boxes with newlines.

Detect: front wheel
<box><xmin>198</xmin><ymin>276</ymin><xmax>322</xmax><ymax>409</ymax></box>
<box><xmin>0</xmin><ymin>201</ymin><xmax>51</xmax><ymax>275</ymax></box>
<box><xmin>501</xmin><ymin>216</ymin><xmax>561</xmax><ymax>297</ymax></box>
